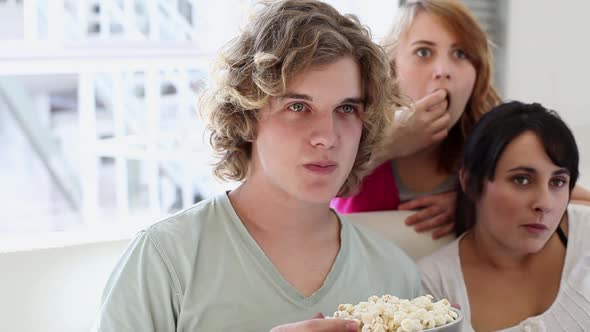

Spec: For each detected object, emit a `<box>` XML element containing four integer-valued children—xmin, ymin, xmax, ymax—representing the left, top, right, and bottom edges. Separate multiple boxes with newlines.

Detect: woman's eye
<box><xmin>288</xmin><ymin>102</ymin><xmax>306</xmax><ymax>112</ymax></box>
<box><xmin>513</xmin><ymin>176</ymin><xmax>530</xmax><ymax>185</ymax></box>
<box><xmin>550</xmin><ymin>178</ymin><xmax>567</xmax><ymax>188</ymax></box>
<box><xmin>454</xmin><ymin>49</ymin><xmax>468</xmax><ymax>59</ymax></box>
<box><xmin>339</xmin><ymin>105</ymin><xmax>356</xmax><ymax>114</ymax></box>
<box><xmin>415</xmin><ymin>48</ymin><xmax>432</xmax><ymax>57</ymax></box>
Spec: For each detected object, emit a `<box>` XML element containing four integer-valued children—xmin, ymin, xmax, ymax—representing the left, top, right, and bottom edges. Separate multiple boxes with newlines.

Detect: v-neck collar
<box><xmin>220</xmin><ymin>192</ymin><xmax>348</xmax><ymax>307</ymax></box>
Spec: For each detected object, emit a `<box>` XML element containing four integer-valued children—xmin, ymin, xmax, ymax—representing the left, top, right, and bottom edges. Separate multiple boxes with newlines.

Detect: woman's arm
<box><xmin>398</xmin><ymin>191</ymin><xmax>457</xmax><ymax>239</ymax></box>
<box><xmin>571</xmin><ymin>185</ymin><xmax>590</xmax><ymax>205</ymax></box>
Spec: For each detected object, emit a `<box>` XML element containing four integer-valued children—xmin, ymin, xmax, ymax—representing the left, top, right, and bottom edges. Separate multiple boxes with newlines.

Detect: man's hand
<box><xmin>270</xmin><ymin>313</ymin><xmax>358</xmax><ymax>332</ymax></box>
<box><xmin>398</xmin><ymin>191</ymin><xmax>457</xmax><ymax>239</ymax></box>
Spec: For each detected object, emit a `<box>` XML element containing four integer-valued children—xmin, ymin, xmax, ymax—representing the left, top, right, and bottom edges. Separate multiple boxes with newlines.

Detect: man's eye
<box><xmin>288</xmin><ymin>103</ymin><xmax>306</xmax><ymax>112</ymax></box>
<box><xmin>415</xmin><ymin>48</ymin><xmax>432</xmax><ymax>57</ymax></box>
<box><xmin>339</xmin><ymin>105</ymin><xmax>356</xmax><ymax>114</ymax></box>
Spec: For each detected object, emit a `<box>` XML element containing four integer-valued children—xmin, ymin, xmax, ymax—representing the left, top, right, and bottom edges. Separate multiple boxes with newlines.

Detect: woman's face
<box><xmin>474</xmin><ymin>131</ymin><xmax>571</xmax><ymax>254</ymax></box>
<box><xmin>395</xmin><ymin>11</ymin><xmax>476</xmax><ymax>129</ymax></box>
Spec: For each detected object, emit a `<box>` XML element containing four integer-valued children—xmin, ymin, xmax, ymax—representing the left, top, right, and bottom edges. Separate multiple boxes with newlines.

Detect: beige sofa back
<box><xmin>345</xmin><ymin>210</ymin><xmax>454</xmax><ymax>260</ymax></box>
<box><xmin>0</xmin><ymin>211</ymin><xmax>453</xmax><ymax>332</ymax></box>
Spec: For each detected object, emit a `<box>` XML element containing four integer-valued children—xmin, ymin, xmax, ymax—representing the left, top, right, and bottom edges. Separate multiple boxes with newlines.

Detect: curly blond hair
<box><xmin>382</xmin><ymin>0</ymin><xmax>502</xmax><ymax>172</ymax></box>
<box><xmin>200</xmin><ymin>0</ymin><xmax>405</xmax><ymax>196</ymax></box>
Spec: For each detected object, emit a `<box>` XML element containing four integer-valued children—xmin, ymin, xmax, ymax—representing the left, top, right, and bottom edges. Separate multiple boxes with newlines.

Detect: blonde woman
<box><xmin>95</xmin><ymin>1</ymin><xmax>421</xmax><ymax>331</ymax></box>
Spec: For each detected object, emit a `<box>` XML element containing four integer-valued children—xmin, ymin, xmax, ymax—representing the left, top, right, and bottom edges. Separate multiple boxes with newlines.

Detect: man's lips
<box><xmin>303</xmin><ymin>161</ymin><xmax>337</xmax><ymax>174</ymax></box>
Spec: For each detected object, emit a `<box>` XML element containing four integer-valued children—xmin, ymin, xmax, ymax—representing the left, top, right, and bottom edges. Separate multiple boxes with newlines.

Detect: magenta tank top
<box><xmin>330</xmin><ymin>161</ymin><xmax>400</xmax><ymax>213</ymax></box>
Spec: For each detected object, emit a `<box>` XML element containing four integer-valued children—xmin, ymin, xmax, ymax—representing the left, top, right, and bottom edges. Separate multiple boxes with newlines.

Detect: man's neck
<box><xmin>228</xmin><ymin>178</ymin><xmax>342</xmax><ymax>298</ymax></box>
<box><xmin>228</xmin><ymin>180</ymin><xmax>338</xmax><ymax>239</ymax></box>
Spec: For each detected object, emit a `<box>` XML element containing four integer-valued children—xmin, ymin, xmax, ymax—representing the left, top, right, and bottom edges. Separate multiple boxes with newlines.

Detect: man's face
<box><xmin>249</xmin><ymin>56</ymin><xmax>364</xmax><ymax>204</ymax></box>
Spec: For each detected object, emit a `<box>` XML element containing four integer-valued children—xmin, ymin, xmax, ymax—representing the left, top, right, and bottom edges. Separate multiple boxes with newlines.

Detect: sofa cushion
<box><xmin>345</xmin><ymin>210</ymin><xmax>455</xmax><ymax>260</ymax></box>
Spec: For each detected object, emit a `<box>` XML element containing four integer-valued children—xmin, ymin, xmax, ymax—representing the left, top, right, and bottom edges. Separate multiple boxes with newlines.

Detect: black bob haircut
<box><xmin>455</xmin><ymin>101</ymin><xmax>579</xmax><ymax>236</ymax></box>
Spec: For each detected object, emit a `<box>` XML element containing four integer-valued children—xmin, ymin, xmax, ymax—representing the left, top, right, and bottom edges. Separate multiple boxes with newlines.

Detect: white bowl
<box><xmin>425</xmin><ymin>308</ymin><xmax>463</xmax><ymax>332</ymax></box>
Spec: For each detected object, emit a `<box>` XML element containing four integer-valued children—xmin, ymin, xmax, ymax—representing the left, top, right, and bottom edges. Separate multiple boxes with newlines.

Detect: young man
<box><xmin>95</xmin><ymin>1</ymin><xmax>421</xmax><ymax>331</ymax></box>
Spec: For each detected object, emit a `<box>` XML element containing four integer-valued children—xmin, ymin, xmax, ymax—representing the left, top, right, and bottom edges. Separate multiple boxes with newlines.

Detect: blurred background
<box><xmin>1</xmin><ymin>0</ymin><xmax>589</xmax><ymax>240</ymax></box>
<box><xmin>0</xmin><ymin>0</ymin><xmax>406</xmax><ymax>240</ymax></box>
<box><xmin>1</xmin><ymin>1</ymin><xmax>590</xmax><ymax>331</ymax></box>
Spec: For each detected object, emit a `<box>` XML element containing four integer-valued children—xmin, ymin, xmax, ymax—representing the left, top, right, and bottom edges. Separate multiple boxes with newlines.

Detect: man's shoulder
<box><xmin>345</xmin><ymin>220</ymin><xmax>417</xmax><ymax>270</ymax></box>
<box><xmin>144</xmin><ymin>193</ymin><xmax>233</xmax><ymax>251</ymax></box>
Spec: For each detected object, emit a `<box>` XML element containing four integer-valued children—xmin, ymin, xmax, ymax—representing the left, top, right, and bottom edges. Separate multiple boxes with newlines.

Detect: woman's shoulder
<box><xmin>416</xmin><ymin>236</ymin><xmax>464</xmax><ymax>284</ymax></box>
<box><xmin>564</xmin><ymin>203</ymin><xmax>590</xmax><ymax>263</ymax></box>
<box><xmin>566</xmin><ymin>203</ymin><xmax>590</xmax><ymax>245</ymax></box>
<box><xmin>567</xmin><ymin>203</ymin><xmax>590</xmax><ymax>225</ymax></box>
<box><xmin>417</xmin><ymin>237</ymin><xmax>461</xmax><ymax>269</ymax></box>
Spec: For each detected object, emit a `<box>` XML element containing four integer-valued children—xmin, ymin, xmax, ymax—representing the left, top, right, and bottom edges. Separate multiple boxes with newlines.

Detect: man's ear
<box><xmin>459</xmin><ymin>167</ymin><xmax>468</xmax><ymax>192</ymax></box>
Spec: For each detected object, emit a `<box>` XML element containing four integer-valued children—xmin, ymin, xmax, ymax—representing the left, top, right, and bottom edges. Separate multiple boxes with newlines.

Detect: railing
<box><xmin>19</xmin><ymin>0</ymin><xmax>201</xmax><ymax>43</ymax></box>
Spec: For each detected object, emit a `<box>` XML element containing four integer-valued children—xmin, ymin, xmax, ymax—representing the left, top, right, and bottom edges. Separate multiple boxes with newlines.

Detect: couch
<box><xmin>0</xmin><ymin>210</ymin><xmax>453</xmax><ymax>332</ymax></box>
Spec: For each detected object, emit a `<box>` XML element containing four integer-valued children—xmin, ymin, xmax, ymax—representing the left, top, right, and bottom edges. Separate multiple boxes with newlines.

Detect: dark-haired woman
<box><xmin>419</xmin><ymin>101</ymin><xmax>590</xmax><ymax>331</ymax></box>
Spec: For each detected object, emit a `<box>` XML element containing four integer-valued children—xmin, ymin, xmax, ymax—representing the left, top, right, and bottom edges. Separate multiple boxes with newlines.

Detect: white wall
<box><xmin>323</xmin><ymin>0</ymin><xmax>399</xmax><ymax>42</ymax></box>
<box><xmin>193</xmin><ymin>0</ymin><xmax>397</xmax><ymax>53</ymax></box>
<box><xmin>504</xmin><ymin>0</ymin><xmax>590</xmax><ymax>186</ymax></box>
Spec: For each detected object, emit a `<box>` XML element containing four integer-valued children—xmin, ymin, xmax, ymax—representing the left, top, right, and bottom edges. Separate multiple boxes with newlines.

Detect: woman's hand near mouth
<box><xmin>373</xmin><ymin>89</ymin><xmax>451</xmax><ymax>168</ymax></box>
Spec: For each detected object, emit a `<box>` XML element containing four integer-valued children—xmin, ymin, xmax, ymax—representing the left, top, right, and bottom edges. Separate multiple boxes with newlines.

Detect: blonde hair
<box><xmin>383</xmin><ymin>0</ymin><xmax>501</xmax><ymax>172</ymax></box>
<box><xmin>201</xmin><ymin>0</ymin><xmax>404</xmax><ymax>196</ymax></box>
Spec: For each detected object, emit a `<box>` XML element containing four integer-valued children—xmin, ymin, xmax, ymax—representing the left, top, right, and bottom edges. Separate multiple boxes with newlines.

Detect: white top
<box><xmin>418</xmin><ymin>204</ymin><xmax>590</xmax><ymax>332</ymax></box>
<box><xmin>95</xmin><ymin>193</ymin><xmax>422</xmax><ymax>331</ymax></box>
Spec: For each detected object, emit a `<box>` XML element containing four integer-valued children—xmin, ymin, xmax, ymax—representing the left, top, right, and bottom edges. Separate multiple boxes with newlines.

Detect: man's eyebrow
<box><xmin>341</xmin><ymin>97</ymin><xmax>365</xmax><ymax>105</ymax></box>
<box><xmin>279</xmin><ymin>93</ymin><xmax>312</xmax><ymax>101</ymax></box>
<box><xmin>279</xmin><ymin>94</ymin><xmax>365</xmax><ymax>105</ymax></box>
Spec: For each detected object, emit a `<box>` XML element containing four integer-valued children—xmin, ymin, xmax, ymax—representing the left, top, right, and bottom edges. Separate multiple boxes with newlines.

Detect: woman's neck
<box><xmin>394</xmin><ymin>145</ymin><xmax>451</xmax><ymax>193</ymax></box>
<box><xmin>462</xmin><ymin>214</ymin><xmax>568</xmax><ymax>271</ymax></box>
<box><xmin>396</xmin><ymin>143</ymin><xmax>440</xmax><ymax>165</ymax></box>
<box><xmin>464</xmin><ymin>228</ymin><xmax>532</xmax><ymax>270</ymax></box>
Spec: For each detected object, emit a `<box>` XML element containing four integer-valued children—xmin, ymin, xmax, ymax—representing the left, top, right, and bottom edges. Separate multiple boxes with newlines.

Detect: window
<box><xmin>0</xmin><ymin>0</ymin><xmax>398</xmax><ymax>249</ymax></box>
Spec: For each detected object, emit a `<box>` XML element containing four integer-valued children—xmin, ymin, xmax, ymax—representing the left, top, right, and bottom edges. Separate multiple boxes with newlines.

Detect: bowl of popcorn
<box><xmin>327</xmin><ymin>294</ymin><xmax>462</xmax><ymax>332</ymax></box>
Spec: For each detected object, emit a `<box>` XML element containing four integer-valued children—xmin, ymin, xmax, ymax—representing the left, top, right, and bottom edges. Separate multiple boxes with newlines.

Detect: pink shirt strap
<box><xmin>331</xmin><ymin>161</ymin><xmax>400</xmax><ymax>213</ymax></box>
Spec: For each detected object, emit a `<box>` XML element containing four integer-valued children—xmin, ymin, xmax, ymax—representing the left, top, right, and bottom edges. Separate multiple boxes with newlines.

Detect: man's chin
<box><xmin>298</xmin><ymin>188</ymin><xmax>340</xmax><ymax>205</ymax></box>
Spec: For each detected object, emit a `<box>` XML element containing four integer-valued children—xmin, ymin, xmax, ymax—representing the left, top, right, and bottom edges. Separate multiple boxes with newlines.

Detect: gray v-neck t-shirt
<box><xmin>95</xmin><ymin>193</ymin><xmax>421</xmax><ymax>331</ymax></box>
